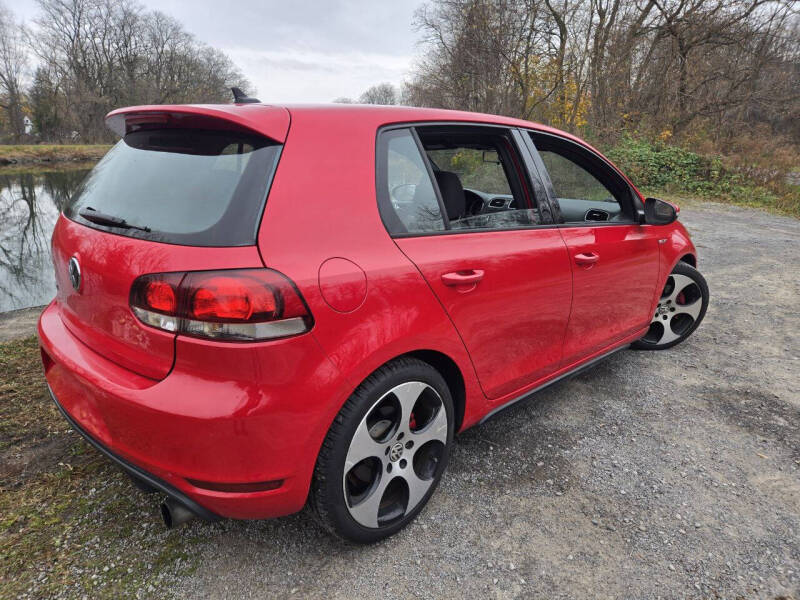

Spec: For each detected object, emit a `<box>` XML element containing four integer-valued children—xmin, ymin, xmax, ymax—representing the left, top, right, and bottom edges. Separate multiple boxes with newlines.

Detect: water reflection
<box><xmin>0</xmin><ymin>167</ymin><xmax>92</xmax><ymax>312</ymax></box>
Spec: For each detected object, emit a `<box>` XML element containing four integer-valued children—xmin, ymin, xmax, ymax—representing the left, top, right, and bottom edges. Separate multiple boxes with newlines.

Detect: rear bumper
<box><xmin>38</xmin><ymin>300</ymin><xmax>344</xmax><ymax>520</ymax></box>
<box><xmin>48</xmin><ymin>385</ymin><xmax>220</xmax><ymax>521</ymax></box>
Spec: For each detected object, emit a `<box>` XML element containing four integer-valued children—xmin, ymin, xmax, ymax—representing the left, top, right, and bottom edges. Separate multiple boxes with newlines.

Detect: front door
<box><xmin>377</xmin><ymin>125</ymin><xmax>572</xmax><ymax>400</ymax></box>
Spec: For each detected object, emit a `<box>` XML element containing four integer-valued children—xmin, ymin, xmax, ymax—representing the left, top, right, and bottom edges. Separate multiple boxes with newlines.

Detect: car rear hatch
<box><xmin>51</xmin><ymin>104</ymin><xmax>290</xmax><ymax>380</ymax></box>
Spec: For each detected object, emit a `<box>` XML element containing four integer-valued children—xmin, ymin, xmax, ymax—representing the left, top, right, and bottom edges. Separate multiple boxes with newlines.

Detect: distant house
<box><xmin>23</xmin><ymin>116</ymin><xmax>33</xmax><ymax>135</ymax></box>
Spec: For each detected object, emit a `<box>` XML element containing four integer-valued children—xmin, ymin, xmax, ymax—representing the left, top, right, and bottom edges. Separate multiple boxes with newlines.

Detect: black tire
<box><xmin>310</xmin><ymin>357</ymin><xmax>454</xmax><ymax>543</ymax></box>
<box><xmin>632</xmin><ymin>261</ymin><xmax>709</xmax><ymax>350</ymax></box>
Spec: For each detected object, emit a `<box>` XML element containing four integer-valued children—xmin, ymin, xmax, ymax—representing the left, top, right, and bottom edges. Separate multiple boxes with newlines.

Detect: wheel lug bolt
<box><xmin>387</xmin><ymin>463</ymin><xmax>392</xmax><ymax>473</ymax></box>
<box><xmin>405</xmin><ymin>441</ymin><xmax>414</xmax><ymax>449</ymax></box>
<box><xmin>399</xmin><ymin>459</ymin><xmax>407</xmax><ymax>469</ymax></box>
<box><xmin>397</xmin><ymin>432</ymin><xmax>404</xmax><ymax>441</ymax></box>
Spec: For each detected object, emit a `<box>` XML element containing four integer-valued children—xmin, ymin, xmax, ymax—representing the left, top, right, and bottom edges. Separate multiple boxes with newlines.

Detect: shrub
<box><xmin>604</xmin><ymin>137</ymin><xmax>799</xmax><ymax>217</ymax></box>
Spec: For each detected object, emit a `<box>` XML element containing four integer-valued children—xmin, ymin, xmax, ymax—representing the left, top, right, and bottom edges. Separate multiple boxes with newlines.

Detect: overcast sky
<box><xmin>11</xmin><ymin>0</ymin><xmax>427</xmax><ymax>102</ymax></box>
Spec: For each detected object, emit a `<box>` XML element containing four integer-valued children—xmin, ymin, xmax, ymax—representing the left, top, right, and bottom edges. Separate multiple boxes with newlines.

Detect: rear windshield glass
<box><xmin>64</xmin><ymin>128</ymin><xmax>282</xmax><ymax>246</ymax></box>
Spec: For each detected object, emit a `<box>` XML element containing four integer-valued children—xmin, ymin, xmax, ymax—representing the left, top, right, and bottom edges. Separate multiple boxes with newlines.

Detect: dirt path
<box><xmin>0</xmin><ymin>306</ymin><xmax>43</xmax><ymax>343</ymax></box>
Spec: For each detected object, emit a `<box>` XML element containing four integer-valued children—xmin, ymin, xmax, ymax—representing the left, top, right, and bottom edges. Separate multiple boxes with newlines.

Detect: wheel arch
<box><xmin>679</xmin><ymin>253</ymin><xmax>696</xmax><ymax>268</ymax></box>
<box><xmin>406</xmin><ymin>349</ymin><xmax>467</xmax><ymax>433</ymax></box>
<box><xmin>311</xmin><ymin>340</ymin><xmax>478</xmax><ymax>482</ymax></box>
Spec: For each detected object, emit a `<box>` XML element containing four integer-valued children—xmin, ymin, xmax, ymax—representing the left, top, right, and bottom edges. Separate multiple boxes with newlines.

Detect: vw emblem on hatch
<box><xmin>68</xmin><ymin>257</ymin><xmax>82</xmax><ymax>291</ymax></box>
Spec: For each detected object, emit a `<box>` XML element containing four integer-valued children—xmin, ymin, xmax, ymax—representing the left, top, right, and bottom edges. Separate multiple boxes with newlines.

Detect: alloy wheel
<box><xmin>643</xmin><ymin>273</ymin><xmax>704</xmax><ymax>346</ymax></box>
<box><xmin>343</xmin><ymin>381</ymin><xmax>448</xmax><ymax>529</ymax></box>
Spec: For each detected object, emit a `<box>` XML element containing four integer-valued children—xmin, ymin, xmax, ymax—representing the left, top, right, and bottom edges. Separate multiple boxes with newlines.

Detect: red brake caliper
<box><xmin>677</xmin><ymin>291</ymin><xmax>686</xmax><ymax>305</ymax></box>
<box><xmin>409</xmin><ymin>412</ymin><xmax>417</xmax><ymax>430</ymax></box>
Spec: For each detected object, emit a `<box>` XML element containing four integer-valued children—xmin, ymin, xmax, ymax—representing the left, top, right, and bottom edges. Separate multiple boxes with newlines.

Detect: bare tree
<box><xmin>0</xmin><ymin>2</ymin><xmax>28</xmax><ymax>142</ymax></box>
<box><xmin>28</xmin><ymin>0</ymin><xmax>250</xmax><ymax>141</ymax></box>
<box><xmin>406</xmin><ymin>0</ymin><xmax>800</xmax><ymax>144</ymax></box>
<box><xmin>359</xmin><ymin>82</ymin><xmax>399</xmax><ymax>105</ymax></box>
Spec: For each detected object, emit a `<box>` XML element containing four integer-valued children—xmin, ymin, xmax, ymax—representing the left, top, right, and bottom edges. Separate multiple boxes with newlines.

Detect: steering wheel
<box><xmin>391</xmin><ymin>183</ymin><xmax>417</xmax><ymax>205</ymax></box>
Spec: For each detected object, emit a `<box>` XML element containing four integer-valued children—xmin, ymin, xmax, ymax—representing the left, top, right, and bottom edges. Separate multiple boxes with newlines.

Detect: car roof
<box><xmin>282</xmin><ymin>103</ymin><xmax>583</xmax><ymax>139</ymax></box>
<box><xmin>106</xmin><ymin>102</ymin><xmax>585</xmax><ymax>146</ymax></box>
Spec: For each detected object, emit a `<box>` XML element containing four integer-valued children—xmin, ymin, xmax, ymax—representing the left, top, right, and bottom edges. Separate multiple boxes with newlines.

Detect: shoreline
<box><xmin>0</xmin><ymin>305</ymin><xmax>45</xmax><ymax>342</ymax></box>
<box><xmin>0</xmin><ymin>144</ymin><xmax>110</xmax><ymax>166</ymax></box>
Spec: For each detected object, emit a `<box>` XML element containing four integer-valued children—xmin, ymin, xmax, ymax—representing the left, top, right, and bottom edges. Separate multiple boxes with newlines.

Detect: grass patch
<box><xmin>0</xmin><ymin>145</ymin><xmax>111</xmax><ymax>165</ymax></box>
<box><xmin>606</xmin><ymin>137</ymin><xmax>800</xmax><ymax>218</ymax></box>
<box><xmin>0</xmin><ymin>337</ymin><xmax>208</xmax><ymax>599</ymax></box>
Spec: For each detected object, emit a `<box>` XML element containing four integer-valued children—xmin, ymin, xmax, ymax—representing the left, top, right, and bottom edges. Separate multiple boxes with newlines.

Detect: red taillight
<box><xmin>129</xmin><ymin>269</ymin><xmax>312</xmax><ymax>341</ymax></box>
<box><xmin>189</xmin><ymin>275</ymin><xmax>276</xmax><ymax>321</ymax></box>
<box><xmin>145</xmin><ymin>280</ymin><xmax>177</xmax><ymax>313</ymax></box>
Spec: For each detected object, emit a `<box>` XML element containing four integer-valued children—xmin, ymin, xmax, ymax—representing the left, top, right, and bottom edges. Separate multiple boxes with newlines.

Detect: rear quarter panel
<box><xmin>257</xmin><ymin>108</ymin><xmax>486</xmax><ymax>435</ymax></box>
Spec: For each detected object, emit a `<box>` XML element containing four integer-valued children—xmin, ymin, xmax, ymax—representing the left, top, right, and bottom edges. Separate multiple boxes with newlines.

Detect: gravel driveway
<box><xmin>6</xmin><ymin>202</ymin><xmax>796</xmax><ymax>599</ymax></box>
<box><xmin>163</xmin><ymin>202</ymin><xmax>798</xmax><ymax>599</ymax></box>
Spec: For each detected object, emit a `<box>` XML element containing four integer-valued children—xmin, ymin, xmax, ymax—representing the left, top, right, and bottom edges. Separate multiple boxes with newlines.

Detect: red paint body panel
<box><xmin>483</xmin><ymin>325</ymin><xmax>650</xmax><ymax>417</ymax></box>
<box><xmin>558</xmin><ymin>225</ymin><xmax>661</xmax><ymax>364</ymax></box>
<box><xmin>396</xmin><ymin>229</ymin><xmax>572</xmax><ymax>399</ymax></box>
<box><xmin>40</xmin><ymin>300</ymin><xmax>341</xmax><ymax>519</ymax></box>
<box><xmin>51</xmin><ymin>217</ymin><xmax>262</xmax><ymax>380</ymax></box>
<box><xmin>317</xmin><ymin>258</ymin><xmax>368</xmax><ymax>313</ymax></box>
<box><xmin>38</xmin><ymin>103</ymin><xmax>700</xmax><ymax>521</ymax></box>
<box><xmin>256</xmin><ymin>106</ymin><xmax>485</xmax><ymax>431</ymax></box>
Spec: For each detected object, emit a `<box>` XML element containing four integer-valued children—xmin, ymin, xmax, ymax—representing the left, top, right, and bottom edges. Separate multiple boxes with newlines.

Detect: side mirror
<box><xmin>644</xmin><ymin>197</ymin><xmax>677</xmax><ymax>225</ymax></box>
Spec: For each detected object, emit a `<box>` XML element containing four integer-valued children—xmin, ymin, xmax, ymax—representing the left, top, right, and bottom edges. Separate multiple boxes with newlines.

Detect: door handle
<box><xmin>441</xmin><ymin>269</ymin><xmax>485</xmax><ymax>287</ymax></box>
<box><xmin>574</xmin><ymin>252</ymin><xmax>599</xmax><ymax>267</ymax></box>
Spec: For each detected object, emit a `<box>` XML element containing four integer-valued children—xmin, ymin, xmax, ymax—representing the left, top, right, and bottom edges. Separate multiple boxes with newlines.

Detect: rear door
<box><xmin>381</xmin><ymin>125</ymin><xmax>572</xmax><ymax>401</ymax></box>
<box><xmin>526</xmin><ymin>131</ymin><xmax>660</xmax><ymax>365</ymax></box>
<box><xmin>52</xmin><ymin>108</ymin><xmax>288</xmax><ymax>379</ymax></box>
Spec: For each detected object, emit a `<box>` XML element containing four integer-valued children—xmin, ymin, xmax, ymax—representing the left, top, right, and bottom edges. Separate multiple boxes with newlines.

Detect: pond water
<box><xmin>0</xmin><ymin>166</ymin><xmax>93</xmax><ymax>313</ymax></box>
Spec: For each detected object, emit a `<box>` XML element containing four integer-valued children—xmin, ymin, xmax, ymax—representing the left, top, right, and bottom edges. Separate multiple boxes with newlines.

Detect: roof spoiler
<box><xmin>105</xmin><ymin>104</ymin><xmax>290</xmax><ymax>143</ymax></box>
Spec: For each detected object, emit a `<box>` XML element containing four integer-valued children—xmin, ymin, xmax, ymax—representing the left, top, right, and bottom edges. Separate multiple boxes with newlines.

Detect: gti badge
<box><xmin>68</xmin><ymin>256</ymin><xmax>81</xmax><ymax>291</ymax></box>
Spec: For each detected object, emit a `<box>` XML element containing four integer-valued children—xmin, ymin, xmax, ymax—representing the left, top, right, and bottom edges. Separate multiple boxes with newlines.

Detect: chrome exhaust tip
<box><xmin>160</xmin><ymin>498</ymin><xmax>196</xmax><ymax>529</ymax></box>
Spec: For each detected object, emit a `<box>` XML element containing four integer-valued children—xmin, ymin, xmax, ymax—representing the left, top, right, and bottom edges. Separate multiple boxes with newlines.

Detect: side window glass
<box><xmin>417</xmin><ymin>128</ymin><xmax>541</xmax><ymax>231</ymax></box>
<box><xmin>379</xmin><ymin>129</ymin><xmax>445</xmax><ymax>234</ymax></box>
<box><xmin>539</xmin><ymin>151</ymin><xmax>615</xmax><ymax>203</ymax></box>
<box><xmin>531</xmin><ymin>134</ymin><xmax>631</xmax><ymax>224</ymax></box>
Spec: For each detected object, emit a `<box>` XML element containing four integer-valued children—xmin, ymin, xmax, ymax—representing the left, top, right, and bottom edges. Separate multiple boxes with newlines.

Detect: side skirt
<box><xmin>479</xmin><ymin>344</ymin><xmax>629</xmax><ymax>424</ymax></box>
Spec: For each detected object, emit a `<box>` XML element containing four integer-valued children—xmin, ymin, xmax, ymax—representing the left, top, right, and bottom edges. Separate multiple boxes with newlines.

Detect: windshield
<box><xmin>64</xmin><ymin>128</ymin><xmax>282</xmax><ymax>246</ymax></box>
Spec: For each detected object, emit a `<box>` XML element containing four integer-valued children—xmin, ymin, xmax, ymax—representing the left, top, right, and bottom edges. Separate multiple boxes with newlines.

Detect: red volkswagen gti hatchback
<box><xmin>38</xmin><ymin>100</ymin><xmax>709</xmax><ymax>543</ymax></box>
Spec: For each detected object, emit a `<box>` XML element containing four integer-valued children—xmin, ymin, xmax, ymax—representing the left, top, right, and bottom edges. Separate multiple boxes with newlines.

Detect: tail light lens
<box><xmin>130</xmin><ymin>269</ymin><xmax>313</xmax><ymax>341</ymax></box>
